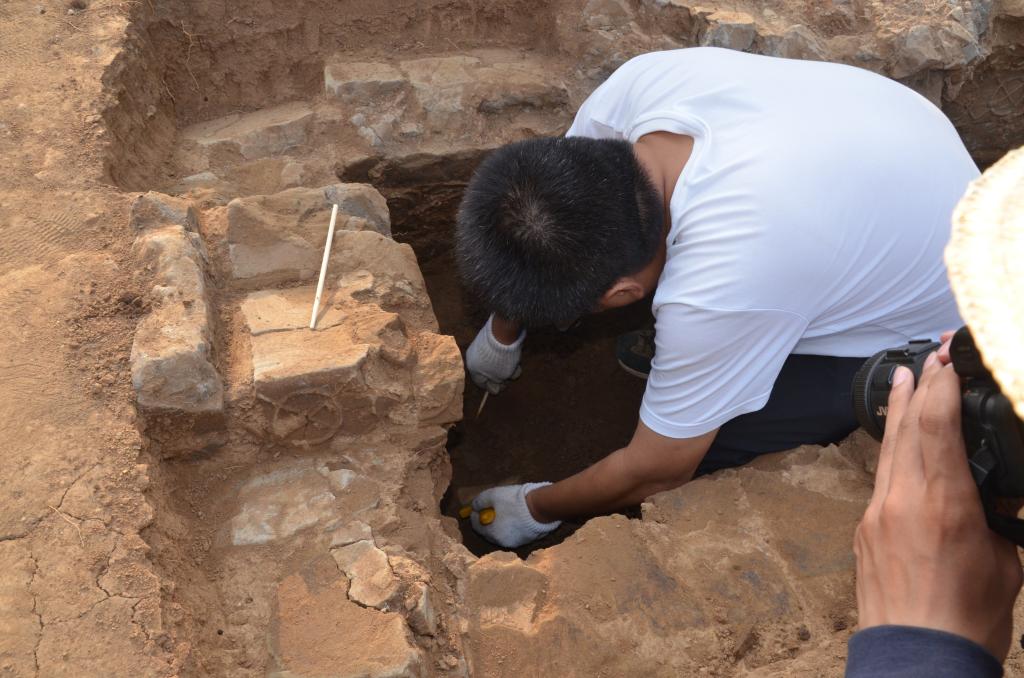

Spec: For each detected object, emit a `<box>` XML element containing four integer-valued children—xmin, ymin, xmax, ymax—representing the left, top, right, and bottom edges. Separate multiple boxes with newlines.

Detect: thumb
<box><xmin>471</xmin><ymin>488</ymin><xmax>495</xmax><ymax>511</ymax></box>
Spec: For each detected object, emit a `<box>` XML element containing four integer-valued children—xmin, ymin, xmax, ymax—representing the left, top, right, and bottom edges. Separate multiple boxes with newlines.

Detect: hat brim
<box><xmin>946</xmin><ymin>146</ymin><xmax>1024</xmax><ymax>420</ymax></box>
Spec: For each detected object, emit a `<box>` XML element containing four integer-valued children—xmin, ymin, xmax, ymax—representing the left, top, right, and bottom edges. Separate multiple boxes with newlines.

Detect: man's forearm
<box><xmin>525</xmin><ymin>426</ymin><xmax>715</xmax><ymax>522</ymax></box>
<box><xmin>525</xmin><ymin>448</ymin><xmax>658</xmax><ymax>522</ymax></box>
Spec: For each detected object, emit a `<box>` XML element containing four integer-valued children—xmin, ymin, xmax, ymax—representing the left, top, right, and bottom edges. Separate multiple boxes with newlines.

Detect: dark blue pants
<box><xmin>695</xmin><ymin>353</ymin><xmax>866</xmax><ymax>476</ymax></box>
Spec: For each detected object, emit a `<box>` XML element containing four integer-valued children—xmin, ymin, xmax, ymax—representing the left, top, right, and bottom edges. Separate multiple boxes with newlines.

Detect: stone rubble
<box><xmin>225</xmin><ymin>183</ymin><xmax>391</xmax><ymax>288</ymax></box>
<box><xmin>324</xmin><ymin>52</ymin><xmax>571</xmax><ymax>144</ymax></box>
<box><xmin>331</xmin><ymin>539</ymin><xmax>400</xmax><ymax>609</ymax></box>
<box><xmin>237</xmin><ymin>228</ymin><xmax>461</xmax><ymax>445</ymax></box>
<box><xmin>129</xmin><ymin>190</ymin><xmax>200</xmax><ymax>233</ymax></box>
<box><xmin>228</xmin><ymin>460</ymin><xmax>388</xmax><ymax>544</ymax></box>
<box><xmin>325</xmin><ymin>61</ymin><xmax>408</xmax><ymax>103</ymax></box>
<box><xmin>328</xmin><ymin>520</ymin><xmax>374</xmax><ymax>548</ymax></box>
<box><xmin>404</xmin><ymin>581</ymin><xmax>438</xmax><ymax>637</ymax></box>
<box><xmin>178</xmin><ymin>101</ymin><xmax>315</xmax><ymax>169</ymax></box>
<box><xmin>129</xmin><ymin>201</ymin><xmax>224</xmax><ymax>455</ymax></box>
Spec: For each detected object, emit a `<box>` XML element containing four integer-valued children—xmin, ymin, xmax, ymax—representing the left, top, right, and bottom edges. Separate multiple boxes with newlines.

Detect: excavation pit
<box><xmin>426</xmin><ymin>258</ymin><xmax>649</xmax><ymax>557</ymax></box>
<box><xmin>88</xmin><ymin>0</ymin><xmax>1024</xmax><ymax>675</ymax></box>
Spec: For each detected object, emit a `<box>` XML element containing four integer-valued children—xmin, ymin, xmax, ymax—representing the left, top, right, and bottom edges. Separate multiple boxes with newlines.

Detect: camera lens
<box><xmin>851</xmin><ymin>340</ymin><xmax>940</xmax><ymax>441</ymax></box>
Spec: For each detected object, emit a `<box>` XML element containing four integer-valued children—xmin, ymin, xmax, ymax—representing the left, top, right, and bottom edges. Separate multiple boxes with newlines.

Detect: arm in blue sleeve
<box><xmin>846</xmin><ymin>626</ymin><xmax>1003</xmax><ymax>678</ymax></box>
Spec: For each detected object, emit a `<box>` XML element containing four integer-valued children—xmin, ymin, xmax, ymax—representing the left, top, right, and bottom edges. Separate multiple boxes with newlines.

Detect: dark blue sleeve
<box><xmin>846</xmin><ymin>626</ymin><xmax>1003</xmax><ymax>678</ymax></box>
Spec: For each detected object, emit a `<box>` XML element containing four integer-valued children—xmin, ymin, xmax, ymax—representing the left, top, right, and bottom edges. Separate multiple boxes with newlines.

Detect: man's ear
<box><xmin>598</xmin><ymin>277</ymin><xmax>646</xmax><ymax>310</ymax></box>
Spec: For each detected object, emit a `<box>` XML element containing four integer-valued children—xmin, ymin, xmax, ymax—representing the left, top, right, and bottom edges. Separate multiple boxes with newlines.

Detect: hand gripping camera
<box><xmin>852</xmin><ymin>326</ymin><xmax>1024</xmax><ymax>545</ymax></box>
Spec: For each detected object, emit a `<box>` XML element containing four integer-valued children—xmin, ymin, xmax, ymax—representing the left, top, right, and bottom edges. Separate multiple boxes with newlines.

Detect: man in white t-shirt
<box><xmin>456</xmin><ymin>47</ymin><xmax>976</xmax><ymax>548</ymax></box>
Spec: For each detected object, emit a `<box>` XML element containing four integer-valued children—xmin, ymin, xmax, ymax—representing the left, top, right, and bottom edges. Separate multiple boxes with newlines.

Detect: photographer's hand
<box><xmin>938</xmin><ymin>329</ymin><xmax>955</xmax><ymax>365</ymax></box>
<box><xmin>854</xmin><ymin>353</ymin><xmax>1022</xmax><ymax>661</ymax></box>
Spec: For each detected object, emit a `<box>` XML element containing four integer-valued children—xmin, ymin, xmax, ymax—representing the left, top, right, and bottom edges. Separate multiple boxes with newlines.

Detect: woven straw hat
<box><xmin>946</xmin><ymin>146</ymin><xmax>1024</xmax><ymax>419</ymax></box>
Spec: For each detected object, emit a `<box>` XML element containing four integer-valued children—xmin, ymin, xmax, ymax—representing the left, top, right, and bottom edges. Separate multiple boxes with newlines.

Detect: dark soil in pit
<box><xmin>422</xmin><ymin>253</ymin><xmax>650</xmax><ymax>557</ymax></box>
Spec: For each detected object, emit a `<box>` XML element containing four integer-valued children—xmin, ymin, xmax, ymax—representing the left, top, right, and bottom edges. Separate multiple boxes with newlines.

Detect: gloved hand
<box><xmin>470</xmin><ymin>482</ymin><xmax>562</xmax><ymax>548</ymax></box>
<box><xmin>464</xmin><ymin>314</ymin><xmax>525</xmax><ymax>394</ymax></box>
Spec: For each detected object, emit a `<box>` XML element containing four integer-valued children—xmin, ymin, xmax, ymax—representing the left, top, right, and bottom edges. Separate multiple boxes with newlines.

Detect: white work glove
<box><xmin>464</xmin><ymin>314</ymin><xmax>525</xmax><ymax>394</ymax></box>
<box><xmin>470</xmin><ymin>482</ymin><xmax>562</xmax><ymax>549</ymax></box>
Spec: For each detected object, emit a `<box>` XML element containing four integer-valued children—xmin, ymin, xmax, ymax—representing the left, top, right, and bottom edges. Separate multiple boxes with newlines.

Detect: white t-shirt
<box><xmin>565</xmin><ymin>48</ymin><xmax>976</xmax><ymax>439</ymax></box>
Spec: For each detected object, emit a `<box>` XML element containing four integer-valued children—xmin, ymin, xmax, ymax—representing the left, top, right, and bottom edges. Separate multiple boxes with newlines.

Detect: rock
<box><xmin>179</xmin><ymin>101</ymin><xmax>314</xmax><ymax>169</ymax></box>
<box><xmin>400</xmin><ymin>55</ymin><xmax>569</xmax><ymax>130</ymax></box>
<box><xmin>130</xmin><ymin>226</ymin><xmax>223</xmax><ymax>419</ymax></box>
<box><xmin>474</xmin><ymin>61</ymin><xmax>570</xmax><ymax>114</ymax></box>
<box><xmin>239</xmin><ymin>264</ymin><xmax>461</xmax><ymax>443</ymax></box>
<box><xmin>239</xmin><ymin>282</ymin><xmax>412</xmax><ymax>442</ymax></box>
<box><xmin>404</xmin><ymin>581</ymin><xmax>437</xmax><ymax>636</ymax></box>
<box><xmin>411</xmin><ymin>332</ymin><xmax>463</xmax><ymax>426</ymax></box>
<box><xmin>996</xmin><ymin>0</ymin><xmax>1024</xmax><ymax>18</ymax></box>
<box><xmin>251</xmin><ymin>325</ymin><xmax>399</xmax><ymax>438</ymax></box>
<box><xmin>241</xmin><ymin>282</ymin><xmax>411</xmax><ymax>356</ymax></box>
<box><xmin>325</xmin><ymin>60</ymin><xmax>408</xmax><ymax>103</ymax></box>
<box><xmin>226</xmin><ymin>184</ymin><xmax>391</xmax><ymax>288</ymax></box>
<box><xmin>350</xmin><ymin>110</ymin><xmax>400</xmax><ymax>147</ymax></box>
<box><xmin>387</xmin><ymin>553</ymin><xmax>430</xmax><ymax>584</ymax></box>
<box><xmin>130</xmin><ymin>225</ymin><xmax>223</xmax><ymax>456</ymax></box>
<box><xmin>235</xmin><ymin>232</ymin><xmax>433</xmax><ymax>334</ymax></box>
<box><xmin>180</xmin><ymin>170</ymin><xmax>219</xmax><ymax>185</ymax></box>
<box><xmin>466</xmin><ymin>552</ymin><xmax>550</xmax><ymax>636</ymax></box>
<box><xmin>702</xmin><ymin>11</ymin><xmax>757</xmax><ymax>52</ymax></box>
<box><xmin>317</xmin><ymin>51</ymin><xmax>572</xmax><ymax>182</ymax></box>
<box><xmin>229</xmin><ymin>462</ymin><xmax>372</xmax><ymax>545</ymax></box>
<box><xmin>582</xmin><ymin>0</ymin><xmax>632</xmax><ymax>30</ymax></box>
<box><xmin>943</xmin><ymin>15</ymin><xmax>1024</xmax><ymax>166</ymax></box>
<box><xmin>462</xmin><ymin>441</ymin><xmax>879</xmax><ymax>675</ymax></box>
<box><xmin>272</xmin><ymin>573</ymin><xmax>422</xmax><ymax>678</ymax></box>
<box><xmin>332</xmin><ymin>540</ymin><xmax>399</xmax><ymax>609</ymax></box>
<box><xmin>129</xmin><ymin>191</ymin><xmax>199</xmax><ymax>233</ymax></box>
<box><xmin>133</xmin><ymin>225</ymin><xmax>209</xmax><ymax>300</ymax></box>
<box><xmin>131</xmin><ymin>308</ymin><xmax>221</xmax><ymax>410</ymax></box>
<box><xmin>328</xmin><ymin>520</ymin><xmax>373</xmax><ymax>548</ymax></box>
<box><xmin>400</xmin><ymin>55</ymin><xmax>479</xmax><ymax>91</ymax></box>
<box><xmin>279</xmin><ymin>161</ymin><xmax>305</xmax><ymax>187</ymax></box>
<box><xmin>399</xmin><ymin>55</ymin><xmax>479</xmax><ymax>131</ymax></box>
<box><xmin>891</xmin><ymin>23</ymin><xmax>979</xmax><ymax>79</ymax></box>
<box><xmin>763</xmin><ymin>24</ymin><xmax>827</xmax><ymax>61</ymax></box>
<box><xmin>230</xmin><ymin>466</ymin><xmax>339</xmax><ymax>546</ymax></box>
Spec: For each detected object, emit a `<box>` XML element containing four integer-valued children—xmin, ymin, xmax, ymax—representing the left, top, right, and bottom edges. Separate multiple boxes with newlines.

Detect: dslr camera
<box><xmin>852</xmin><ymin>326</ymin><xmax>1024</xmax><ymax>544</ymax></box>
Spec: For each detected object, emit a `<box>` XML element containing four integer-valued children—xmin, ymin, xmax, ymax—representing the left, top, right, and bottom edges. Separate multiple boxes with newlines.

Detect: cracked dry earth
<box><xmin>4</xmin><ymin>0</ymin><xmax>1024</xmax><ymax>677</ymax></box>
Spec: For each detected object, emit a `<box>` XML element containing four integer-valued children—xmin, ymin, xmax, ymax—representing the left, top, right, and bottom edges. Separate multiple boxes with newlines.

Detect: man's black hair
<box><xmin>455</xmin><ymin>136</ymin><xmax>664</xmax><ymax>328</ymax></box>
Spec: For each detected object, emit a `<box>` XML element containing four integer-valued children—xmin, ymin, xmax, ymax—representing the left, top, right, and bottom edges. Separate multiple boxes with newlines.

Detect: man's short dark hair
<box><xmin>455</xmin><ymin>136</ymin><xmax>664</xmax><ymax>328</ymax></box>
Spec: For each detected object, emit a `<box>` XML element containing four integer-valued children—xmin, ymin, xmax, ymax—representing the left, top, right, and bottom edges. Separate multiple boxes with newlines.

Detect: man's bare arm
<box><xmin>526</xmin><ymin>421</ymin><xmax>718</xmax><ymax>522</ymax></box>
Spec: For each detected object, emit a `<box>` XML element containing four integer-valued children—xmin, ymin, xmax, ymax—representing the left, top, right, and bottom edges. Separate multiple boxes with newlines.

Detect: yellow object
<box><xmin>458</xmin><ymin>505</ymin><xmax>472</xmax><ymax>519</ymax></box>
<box><xmin>479</xmin><ymin>508</ymin><xmax>496</xmax><ymax>525</ymax></box>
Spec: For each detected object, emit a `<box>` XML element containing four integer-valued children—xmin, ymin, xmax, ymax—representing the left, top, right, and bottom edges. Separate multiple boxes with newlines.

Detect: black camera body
<box><xmin>852</xmin><ymin>327</ymin><xmax>1024</xmax><ymax>544</ymax></box>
